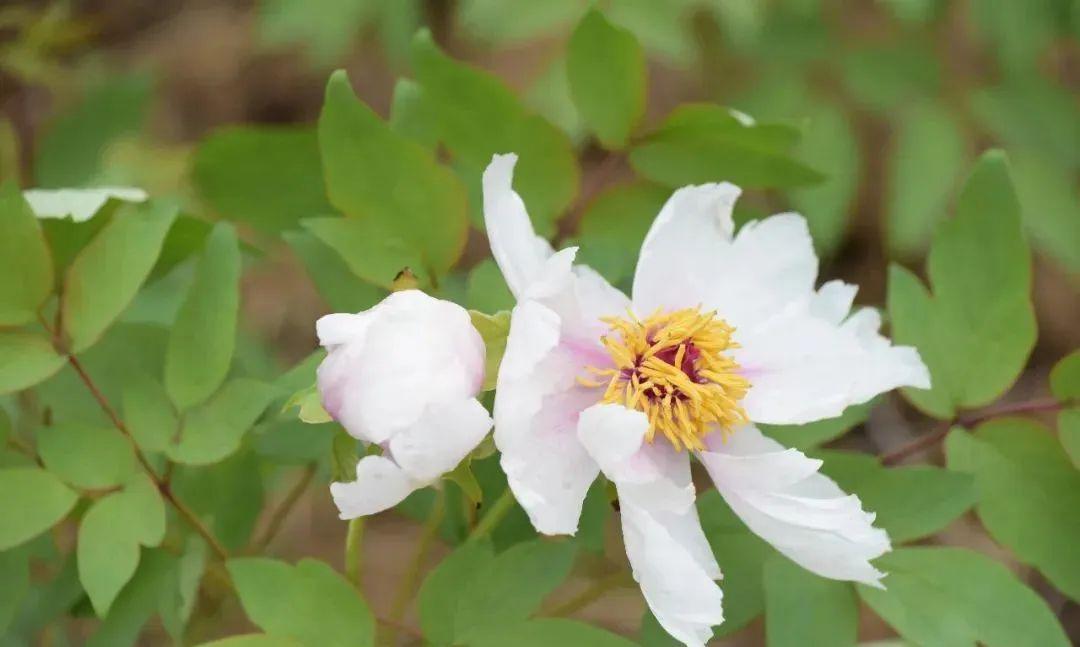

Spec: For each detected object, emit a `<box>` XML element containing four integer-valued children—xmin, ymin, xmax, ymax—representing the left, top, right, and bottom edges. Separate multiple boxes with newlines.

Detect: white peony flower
<box><xmin>317</xmin><ymin>290</ymin><xmax>493</xmax><ymax>519</ymax></box>
<box><xmin>23</xmin><ymin>187</ymin><xmax>148</xmax><ymax>222</ymax></box>
<box><xmin>482</xmin><ymin>153</ymin><xmax>930</xmax><ymax>646</ymax></box>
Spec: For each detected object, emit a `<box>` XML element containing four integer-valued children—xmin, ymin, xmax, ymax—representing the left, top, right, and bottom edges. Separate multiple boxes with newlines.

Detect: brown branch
<box><xmin>881</xmin><ymin>397</ymin><xmax>1068</xmax><ymax>466</ymax></box>
<box><xmin>248</xmin><ymin>462</ymin><xmax>318</xmax><ymax>553</ymax></box>
<box><xmin>65</xmin><ymin>354</ymin><xmax>230</xmax><ymax>561</ymax></box>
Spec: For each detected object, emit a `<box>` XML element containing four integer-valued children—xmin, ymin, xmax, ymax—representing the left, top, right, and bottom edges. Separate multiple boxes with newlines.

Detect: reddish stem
<box><xmin>881</xmin><ymin>397</ymin><xmax>1067</xmax><ymax>466</ymax></box>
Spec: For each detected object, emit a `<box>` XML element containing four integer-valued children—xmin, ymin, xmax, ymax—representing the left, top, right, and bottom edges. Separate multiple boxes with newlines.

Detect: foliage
<box><xmin>0</xmin><ymin>1</ymin><xmax>1076</xmax><ymax>645</ymax></box>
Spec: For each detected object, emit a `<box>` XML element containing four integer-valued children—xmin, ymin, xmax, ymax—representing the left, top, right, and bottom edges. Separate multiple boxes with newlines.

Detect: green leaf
<box><xmin>639</xmin><ymin>610</ymin><xmax>681</xmax><ymax>647</ymax></box>
<box><xmin>468</xmin><ymin>310</ymin><xmax>510</xmax><ymax>391</ymax></box>
<box><xmin>173</xmin><ymin>449</ymin><xmax>263</xmax><ymax>551</ymax></box>
<box><xmin>410</xmin><ymin>31</ymin><xmax>579</xmax><ymax>235</ymax></box>
<box><xmin>62</xmin><ymin>201</ymin><xmax>178</xmax><ymax>352</ymax></box>
<box><xmin>696</xmin><ymin>490</ymin><xmax>772</xmax><ymax>635</ymax></box>
<box><xmin>1059</xmin><ymin>408</ymin><xmax>1080</xmax><ymax>467</ymax></box>
<box><xmin>77</xmin><ymin>473</ymin><xmax>166</xmax><ymax>616</ymax></box>
<box><xmin>445</xmin><ymin>461</ymin><xmax>483</xmax><ymax>504</ymax></box>
<box><xmin>160</xmin><ymin>535</ymin><xmax>206</xmax><ymax>641</ymax></box>
<box><xmin>761</xmin><ymin>400</ymin><xmax>871</xmax><ymax>450</ymax></box>
<box><xmin>857</xmin><ymin>547</ymin><xmax>1069</xmax><ymax>647</ymax></box>
<box><xmin>885</xmin><ymin>101</ymin><xmax>966</xmax><ymax>257</ymax></box>
<box><xmin>167</xmin><ymin>379</ymin><xmax>278</xmax><ymax>465</ymax></box>
<box><xmin>945</xmin><ymin>420</ymin><xmax>1080</xmax><ymax>601</ymax></box>
<box><xmin>574</xmin><ymin>182</ymin><xmax>669</xmax><ymax>285</ymax></box>
<box><xmin>284</xmin><ymin>230</ymin><xmax>384</xmax><ymax>313</ymax></box>
<box><xmin>819</xmin><ymin>451</ymin><xmax>975</xmax><ymax>542</ymax></box>
<box><xmin>454</xmin><ymin>539</ymin><xmax>576</xmax><ymax>641</ymax></box>
<box><xmin>330</xmin><ymin>429</ymin><xmax>359</xmax><ymax>482</ymax></box>
<box><xmin>567</xmin><ymin>9</ymin><xmax>646</xmax><ymax>149</ymax></box>
<box><xmin>788</xmin><ymin>100</ymin><xmax>860</xmax><ymax>257</ymax></box>
<box><xmin>0</xmin><ymin>183</ymin><xmax>53</xmax><ymax>325</ymax></box>
<box><xmin>1049</xmin><ymin>350</ymin><xmax>1080</xmax><ymax>402</ymax></box>
<box><xmin>284</xmin><ymin>384</ymin><xmax>332</xmax><ymax>424</ymax></box>
<box><xmin>197</xmin><ymin>636</ymin><xmax>302</xmax><ymax>647</ymax></box>
<box><xmin>1009</xmin><ymin>152</ymin><xmax>1080</xmax><ymax>274</ymax></box>
<box><xmin>86</xmin><ymin>549</ymin><xmax>176</xmax><ymax>647</ymax></box>
<box><xmin>37</xmin><ymin>422</ymin><xmax>135</xmax><ymax>489</ymax></box>
<box><xmin>257</xmin><ymin>0</ymin><xmax>375</xmax><ymax>65</ymax></box>
<box><xmin>418</xmin><ymin>540</ymin><xmax>495</xmax><ymax>645</ymax></box>
<box><xmin>0</xmin><ymin>332</ymin><xmax>66</xmax><ymax>395</ymax></box>
<box><xmin>227</xmin><ymin>557</ymin><xmax>375</xmax><ymax>647</ymax></box>
<box><xmin>122</xmin><ymin>377</ymin><xmax>178</xmax><ymax>453</ymax></box>
<box><xmin>0</xmin><ymin>546</ymin><xmax>30</xmax><ymax>634</ymax></box>
<box><xmin>34</xmin><ymin>73</ymin><xmax>152</xmax><ymax>187</ymax></box>
<box><xmin>318</xmin><ymin>70</ymin><xmax>468</xmax><ymax>276</ymax></box>
<box><xmin>302</xmin><ymin>216</ymin><xmax>427</xmax><ymax>290</ymax></box>
<box><xmin>0</xmin><ymin>467</ymin><xmax>77</xmax><ymax>550</ymax></box>
<box><xmin>465</xmin><ymin>260</ymin><xmax>514</xmax><ymax>313</ymax></box>
<box><xmin>887</xmin><ymin>151</ymin><xmax>1035</xmax><ymax>418</ymax></box>
<box><xmin>164</xmin><ymin>223</ymin><xmax>240</xmax><ymax>410</ymax></box>
<box><xmin>467</xmin><ymin>618</ymin><xmax>638</xmax><ymax>647</ymax></box>
<box><xmin>389</xmin><ymin>79</ymin><xmax>440</xmax><ymax>149</ymax></box>
<box><xmin>840</xmin><ymin>42</ymin><xmax>940</xmax><ymax>114</ymax></box>
<box><xmin>971</xmin><ymin>78</ymin><xmax>1079</xmax><ymax>171</ymax></box>
<box><xmin>194</xmin><ymin>126</ymin><xmax>332</xmax><ymax>234</ymax></box>
<box><xmin>764</xmin><ymin>554</ymin><xmax>857</xmax><ymax>647</ymax></box>
<box><xmin>629</xmin><ymin>104</ymin><xmax>824</xmax><ymax>189</ymax></box>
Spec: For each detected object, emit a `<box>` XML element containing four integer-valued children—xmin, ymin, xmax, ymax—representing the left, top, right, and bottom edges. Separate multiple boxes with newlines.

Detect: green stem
<box><xmin>250</xmin><ymin>463</ymin><xmax>317</xmax><ymax>553</ymax></box>
<box><xmin>345</xmin><ymin>517</ymin><xmax>365</xmax><ymax>586</ymax></box>
<box><xmin>386</xmin><ymin>488</ymin><xmax>446</xmax><ymax>644</ymax></box>
<box><xmin>545</xmin><ymin>571</ymin><xmax>630</xmax><ymax>617</ymax></box>
<box><xmin>467</xmin><ymin>487</ymin><xmax>515</xmax><ymax>543</ymax></box>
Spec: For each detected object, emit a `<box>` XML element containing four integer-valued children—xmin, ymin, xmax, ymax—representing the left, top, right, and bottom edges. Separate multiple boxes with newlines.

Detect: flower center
<box><xmin>581</xmin><ymin>307</ymin><xmax>750</xmax><ymax>451</ymax></box>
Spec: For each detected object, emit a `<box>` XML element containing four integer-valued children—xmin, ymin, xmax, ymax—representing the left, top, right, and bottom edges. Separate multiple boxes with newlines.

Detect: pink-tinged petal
<box><xmin>494</xmin><ymin>299</ymin><xmax>602</xmax><ymax>535</ymax></box>
<box><xmin>699</xmin><ymin>425</ymin><xmax>890</xmax><ymax>587</ymax></box>
<box><xmin>330</xmin><ymin>455</ymin><xmax>420</xmax><ymax>519</ymax></box>
<box><xmin>575</xmin><ymin>403</ymin><xmax>722</xmax><ymax>645</ymax></box>
<box><xmin>482</xmin><ymin>153</ymin><xmax>554</xmax><ymax>298</ymax></box>
<box><xmin>633</xmin><ymin>183</ymin><xmax>740</xmax><ymax>315</ymax></box>
<box><xmin>316</xmin><ymin>290</ymin><xmax>486</xmax><ymax>444</ymax></box>
<box><xmin>735</xmin><ymin>303</ymin><xmax>929</xmax><ymax>425</ymax></box>
<box><xmin>388</xmin><ymin>398</ymin><xmax>493</xmax><ymax>483</ymax></box>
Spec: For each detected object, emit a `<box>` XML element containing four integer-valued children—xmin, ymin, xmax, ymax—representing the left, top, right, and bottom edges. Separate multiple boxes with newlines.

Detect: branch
<box><xmin>65</xmin><ymin>353</ymin><xmax>230</xmax><ymax>561</ymax></box>
<box><xmin>249</xmin><ymin>463</ymin><xmax>318</xmax><ymax>553</ymax></box>
<box><xmin>881</xmin><ymin>397</ymin><xmax>1067</xmax><ymax>466</ymax></box>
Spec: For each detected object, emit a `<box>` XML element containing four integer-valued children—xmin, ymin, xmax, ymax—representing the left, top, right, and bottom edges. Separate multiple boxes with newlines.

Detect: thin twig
<box><xmin>65</xmin><ymin>353</ymin><xmax>230</xmax><ymax>561</ymax></box>
<box><xmin>345</xmin><ymin>517</ymin><xmax>365</xmax><ymax>586</ymax></box>
<box><xmin>881</xmin><ymin>397</ymin><xmax>1067</xmax><ymax>466</ymax></box>
<box><xmin>376</xmin><ymin>615</ymin><xmax>424</xmax><ymax>641</ymax></box>
<box><xmin>467</xmin><ymin>487</ymin><xmax>515</xmax><ymax>543</ymax></box>
<box><xmin>386</xmin><ymin>488</ymin><xmax>446</xmax><ymax>645</ymax></box>
<box><xmin>545</xmin><ymin>571</ymin><xmax>631</xmax><ymax>617</ymax></box>
<box><xmin>249</xmin><ymin>463</ymin><xmax>318</xmax><ymax>553</ymax></box>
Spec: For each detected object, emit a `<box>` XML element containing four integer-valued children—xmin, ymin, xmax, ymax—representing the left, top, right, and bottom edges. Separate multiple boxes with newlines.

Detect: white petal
<box><xmin>809</xmin><ymin>280</ymin><xmax>857</xmax><ymax>325</ymax></box>
<box><xmin>633</xmin><ymin>183</ymin><xmax>740</xmax><ymax>315</ymax></box>
<box><xmin>23</xmin><ymin>187</ymin><xmax>148</xmax><ymax>222</ymax></box>
<box><xmin>317</xmin><ymin>290</ymin><xmax>486</xmax><ymax>444</ymax></box>
<box><xmin>315</xmin><ymin>312</ymin><xmax>373</xmax><ymax>349</ymax></box>
<box><xmin>388</xmin><ymin>398</ymin><xmax>493</xmax><ymax>483</ymax></box>
<box><xmin>494</xmin><ymin>299</ymin><xmax>603</xmax><ymax>535</ymax></box>
<box><xmin>330</xmin><ymin>455</ymin><xmax>420</xmax><ymax>519</ymax></box>
<box><xmin>735</xmin><ymin>303</ymin><xmax>930</xmax><ymax>425</ymax></box>
<box><xmin>620</xmin><ymin>498</ymin><xmax>724</xmax><ymax>647</ymax></box>
<box><xmin>576</xmin><ymin>403</ymin><xmax>650</xmax><ymax>477</ymax></box>
<box><xmin>699</xmin><ymin>425</ymin><xmax>890</xmax><ymax>586</ymax></box>
<box><xmin>482</xmin><ymin>153</ymin><xmax>554</xmax><ymax>298</ymax></box>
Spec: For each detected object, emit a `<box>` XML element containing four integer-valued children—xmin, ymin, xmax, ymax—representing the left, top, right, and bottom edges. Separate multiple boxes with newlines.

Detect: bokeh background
<box><xmin>2</xmin><ymin>0</ymin><xmax>1078</xmax><ymax>644</ymax></box>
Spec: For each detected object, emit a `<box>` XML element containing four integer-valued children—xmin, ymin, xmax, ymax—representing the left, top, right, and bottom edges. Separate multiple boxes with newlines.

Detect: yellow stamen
<box><xmin>583</xmin><ymin>307</ymin><xmax>750</xmax><ymax>451</ymax></box>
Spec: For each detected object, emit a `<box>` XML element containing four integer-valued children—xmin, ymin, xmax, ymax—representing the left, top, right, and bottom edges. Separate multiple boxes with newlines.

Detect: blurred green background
<box><xmin>1</xmin><ymin>0</ymin><xmax>1077</xmax><ymax>643</ymax></box>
